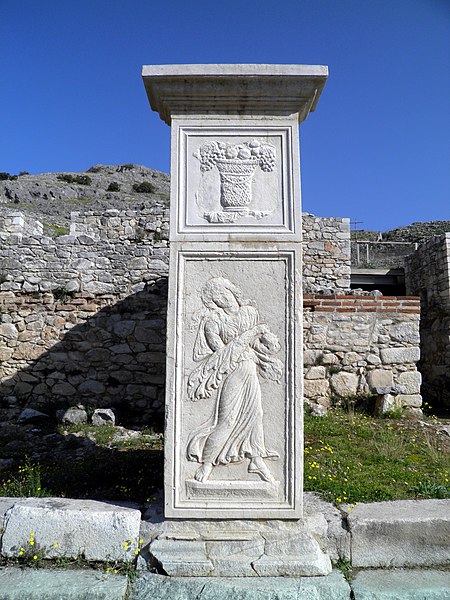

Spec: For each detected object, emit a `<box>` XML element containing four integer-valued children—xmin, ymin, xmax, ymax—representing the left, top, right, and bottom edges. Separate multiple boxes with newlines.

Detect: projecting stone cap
<box><xmin>142</xmin><ymin>64</ymin><xmax>328</xmax><ymax>124</ymax></box>
<box><xmin>346</xmin><ymin>499</ymin><xmax>450</xmax><ymax>568</ymax></box>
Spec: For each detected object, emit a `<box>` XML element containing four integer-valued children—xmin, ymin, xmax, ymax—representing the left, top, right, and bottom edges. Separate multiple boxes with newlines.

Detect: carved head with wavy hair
<box><xmin>200</xmin><ymin>277</ymin><xmax>245</xmax><ymax>314</ymax></box>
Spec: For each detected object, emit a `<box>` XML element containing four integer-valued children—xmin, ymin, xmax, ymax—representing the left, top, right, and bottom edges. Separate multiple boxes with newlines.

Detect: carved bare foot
<box><xmin>194</xmin><ymin>462</ymin><xmax>213</xmax><ymax>482</ymax></box>
<box><xmin>248</xmin><ymin>457</ymin><xmax>274</xmax><ymax>483</ymax></box>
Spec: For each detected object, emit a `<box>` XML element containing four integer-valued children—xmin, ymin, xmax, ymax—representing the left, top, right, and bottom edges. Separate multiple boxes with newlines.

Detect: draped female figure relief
<box><xmin>186</xmin><ymin>277</ymin><xmax>283</xmax><ymax>484</ymax></box>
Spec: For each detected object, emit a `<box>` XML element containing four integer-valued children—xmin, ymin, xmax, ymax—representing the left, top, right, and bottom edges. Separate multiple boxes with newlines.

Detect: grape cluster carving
<box><xmin>194</xmin><ymin>140</ymin><xmax>276</xmax><ymax>173</ymax></box>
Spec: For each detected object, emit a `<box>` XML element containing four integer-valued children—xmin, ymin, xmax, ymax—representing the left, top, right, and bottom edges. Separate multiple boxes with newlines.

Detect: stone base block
<box><xmin>132</xmin><ymin>570</ymin><xmax>350</xmax><ymax>599</ymax></box>
<box><xmin>347</xmin><ymin>499</ymin><xmax>450</xmax><ymax>567</ymax></box>
<box><xmin>352</xmin><ymin>569</ymin><xmax>450</xmax><ymax>600</ymax></box>
<box><xmin>1</xmin><ymin>498</ymin><xmax>141</xmax><ymax>562</ymax></box>
<box><xmin>147</xmin><ymin>517</ymin><xmax>332</xmax><ymax>577</ymax></box>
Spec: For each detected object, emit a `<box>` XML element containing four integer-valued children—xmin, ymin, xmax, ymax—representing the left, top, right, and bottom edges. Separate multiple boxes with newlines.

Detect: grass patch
<box><xmin>61</xmin><ymin>424</ymin><xmax>117</xmax><ymax>446</ymax></box>
<box><xmin>43</xmin><ymin>223</ymin><xmax>69</xmax><ymax>237</ymax></box>
<box><xmin>304</xmin><ymin>411</ymin><xmax>449</xmax><ymax>504</ymax></box>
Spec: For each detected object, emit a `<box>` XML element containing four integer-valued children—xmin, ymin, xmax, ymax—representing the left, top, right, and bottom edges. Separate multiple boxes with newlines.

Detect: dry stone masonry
<box><xmin>303</xmin><ymin>295</ymin><xmax>422</xmax><ymax>415</ymax></box>
<box><xmin>405</xmin><ymin>233</ymin><xmax>450</xmax><ymax>411</ymax></box>
<box><xmin>0</xmin><ymin>204</ymin><xmax>423</xmax><ymax>423</ymax></box>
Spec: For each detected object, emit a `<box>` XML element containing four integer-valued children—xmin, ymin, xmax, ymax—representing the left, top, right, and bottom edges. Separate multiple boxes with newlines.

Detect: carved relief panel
<box><xmin>170</xmin><ymin>121</ymin><xmax>301</xmax><ymax>241</ymax></box>
<box><xmin>165</xmin><ymin>245</ymin><xmax>303</xmax><ymax>518</ymax></box>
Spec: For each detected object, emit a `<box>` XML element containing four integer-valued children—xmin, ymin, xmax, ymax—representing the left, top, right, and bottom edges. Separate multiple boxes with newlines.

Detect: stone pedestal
<box><xmin>142</xmin><ymin>64</ymin><xmax>328</xmax><ymax>574</ymax></box>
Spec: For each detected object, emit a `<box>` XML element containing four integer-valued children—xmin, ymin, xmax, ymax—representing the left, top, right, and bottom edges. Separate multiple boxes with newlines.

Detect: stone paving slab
<box><xmin>0</xmin><ymin>567</ymin><xmax>128</xmax><ymax>600</ymax></box>
<box><xmin>346</xmin><ymin>499</ymin><xmax>450</xmax><ymax>567</ymax></box>
<box><xmin>1</xmin><ymin>498</ymin><xmax>141</xmax><ymax>561</ymax></box>
<box><xmin>352</xmin><ymin>569</ymin><xmax>450</xmax><ymax>599</ymax></box>
<box><xmin>131</xmin><ymin>570</ymin><xmax>350</xmax><ymax>599</ymax></box>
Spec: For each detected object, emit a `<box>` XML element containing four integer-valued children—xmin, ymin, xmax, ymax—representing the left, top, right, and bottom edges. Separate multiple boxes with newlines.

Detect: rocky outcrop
<box><xmin>0</xmin><ymin>164</ymin><xmax>170</xmax><ymax>232</ymax></box>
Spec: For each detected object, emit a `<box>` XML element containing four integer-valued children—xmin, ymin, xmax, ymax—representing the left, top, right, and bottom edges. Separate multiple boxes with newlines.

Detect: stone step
<box><xmin>346</xmin><ymin>499</ymin><xmax>450</xmax><ymax>567</ymax></box>
<box><xmin>131</xmin><ymin>570</ymin><xmax>351</xmax><ymax>599</ymax></box>
<box><xmin>0</xmin><ymin>567</ymin><xmax>128</xmax><ymax>600</ymax></box>
<box><xmin>352</xmin><ymin>569</ymin><xmax>450</xmax><ymax>599</ymax></box>
<box><xmin>1</xmin><ymin>497</ymin><xmax>141</xmax><ymax>562</ymax></box>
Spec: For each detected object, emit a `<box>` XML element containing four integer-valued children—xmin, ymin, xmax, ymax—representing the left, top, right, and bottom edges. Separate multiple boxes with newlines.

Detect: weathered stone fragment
<box><xmin>92</xmin><ymin>408</ymin><xmax>116</xmax><ymax>426</ymax></box>
<box><xmin>347</xmin><ymin>499</ymin><xmax>450</xmax><ymax>567</ymax></box>
<box><xmin>56</xmin><ymin>407</ymin><xmax>88</xmax><ymax>425</ymax></box>
<box><xmin>380</xmin><ymin>347</ymin><xmax>420</xmax><ymax>364</ymax></box>
<box><xmin>1</xmin><ymin>498</ymin><xmax>141</xmax><ymax>561</ymax></box>
<box><xmin>330</xmin><ymin>371</ymin><xmax>358</xmax><ymax>396</ymax></box>
<box><xmin>367</xmin><ymin>369</ymin><xmax>393</xmax><ymax>390</ymax></box>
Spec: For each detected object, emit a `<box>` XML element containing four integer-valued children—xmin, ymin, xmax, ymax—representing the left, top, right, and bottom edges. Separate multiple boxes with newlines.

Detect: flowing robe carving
<box><xmin>186</xmin><ymin>281</ymin><xmax>282</xmax><ymax>479</ymax></box>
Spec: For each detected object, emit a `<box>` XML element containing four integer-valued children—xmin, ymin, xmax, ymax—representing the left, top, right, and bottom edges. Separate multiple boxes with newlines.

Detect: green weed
<box><xmin>0</xmin><ymin>461</ymin><xmax>50</xmax><ymax>497</ymax></box>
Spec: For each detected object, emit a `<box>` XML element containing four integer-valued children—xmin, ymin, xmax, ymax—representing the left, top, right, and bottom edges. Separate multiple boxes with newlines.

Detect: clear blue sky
<box><xmin>1</xmin><ymin>0</ymin><xmax>448</xmax><ymax>231</ymax></box>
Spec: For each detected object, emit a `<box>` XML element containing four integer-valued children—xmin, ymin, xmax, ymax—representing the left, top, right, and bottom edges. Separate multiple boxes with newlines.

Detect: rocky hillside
<box><xmin>1</xmin><ymin>165</ymin><xmax>447</xmax><ymax>241</ymax></box>
<box><xmin>0</xmin><ymin>164</ymin><xmax>170</xmax><ymax>234</ymax></box>
<box><xmin>352</xmin><ymin>221</ymin><xmax>450</xmax><ymax>242</ymax></box>
<box><xmin>382</xmin><ymin>221</ymin><xmax>450</xmax><ymax>242</ymax></box>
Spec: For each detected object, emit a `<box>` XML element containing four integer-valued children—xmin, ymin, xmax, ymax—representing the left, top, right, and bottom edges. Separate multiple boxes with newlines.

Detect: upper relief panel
<box><xmin>172</xmin><ymin>122</ymin><xmax>300</xmax><ymax>240</ymax></box>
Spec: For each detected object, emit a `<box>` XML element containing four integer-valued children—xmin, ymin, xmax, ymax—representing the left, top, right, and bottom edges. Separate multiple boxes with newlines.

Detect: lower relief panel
<box><xmin>165</xmin><ymin>245</ymin><xmax>303</xmax><ymax>518</ymax></box>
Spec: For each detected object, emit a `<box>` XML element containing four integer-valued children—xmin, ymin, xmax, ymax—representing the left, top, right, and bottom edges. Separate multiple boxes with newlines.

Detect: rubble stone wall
<box><xmin>303</xmin><ymin>295</ymin><xmax>422</xmax><ymax>415</ymax></box>
<box><xmin>302</xmin><ymin>213</ymin><xmax>351</xmax><ymax>291</ymax></box>
<box><xmin>0</xmin><ymin>210</ymin><xmax>421</xmax><ymax>424</ymax></box>
<box><xmin>405</xmin><ymin>234</ymin><xmax>450</xmax><ymax>410</ymax></box>
<box><xmin>0</xmin><ymin>211</ymin><xmax>351</xmax><ymax>295</ymax></box>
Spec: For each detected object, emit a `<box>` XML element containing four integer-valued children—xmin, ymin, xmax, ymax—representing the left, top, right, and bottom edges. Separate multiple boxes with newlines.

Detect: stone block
<box><xmin>92</xmin><ymin>408</ymin><xmax>116</xmax><ymax>425</ymax></box>
<box><xmin>17</xmin><ymin>408</ymin><xmax>50</xmax><ymax>423</ymax></box>
<box><xmin>374</xmin><ymin>394</ymin><xmax>398</xmax><ymax>415</ymax></box>
<box><xmin>303</xmin><ymin>350</ymin><xmax>325</xmax><ymax>365</ymax></box>
<box><xmin>322</xmin><ymin>353</ymin><xmax>339</xmax><ymax>365</ymax></box>
<box><xmin>1</xmin><ymin>498</ymin><xmax>141</xmax><ymax>561</ymax></box>
<box><xmin>132</xmin><ymin>570</ymin><xmax>350</xmax><ymax>600</ymax></box>
<box><xmin>390</xmin><ymin>322</ymin><xmax>420</xmax><ymax>345</ymax></box>
<box><xmin>367</xmin><ymin>369</ymin><xmax>393</xmax><ymax>391</ymax></box>
<box><xmin>56</xmin><ymin>408</ymin><xmax>88</xmax><ymax>425</ymax></box>
<box><xmin>380</xmin><ymin>347</ymin><xmax>420</xmax><ymax>364</ymax></box>
<box><xmin>330</xmin><ymin>372</ymin><xmax>358</xmax><ymax>397</ymax></box>
<box><xmin>352</xmin><ymin>569</ymin><xmax>450</xmax><ymax>600</ymax></box>
<box><xmin>397</xmin><ymin>371</ymin><xmax>422</xmax><ymax>394</ymax></box>
<box><xmin>342</xmin><ymin>352</ymin><xmax>360</xmax><ymax>366</ymax></box>
<box><xmin>304</xmin><ymin>492</ymin><xmax>350</xmax><ymax>561</ymax></box>
<box><xmin>149</xmin><ymin>539</ymin><xmax>213</xmax><ymax>576</ymax></box>
<box><xmin>304</xmin><ymin>378</ymin><xmax>330</xmax><ymax>398</ymax></box>
<box><xmin>252</xmin><ymin>531</ymin><xmax>332</xmax><ymax>576</ymax></box>
<box><xmin>347</xmin><ymin>499</ymin><xmax>450</xmax><ymax>567</ymax></box>
<box><xmin>0</xmin><ymin>324</ymin><xmax>18</xmax><ymax>339</ymax></box>
<box><xmin>0</xmin><ymin>568</ymin><xmax>128</xmax><ymax>600</ymax></box>
<box><xmin>305</xmin><ymin>366</ymin><xmax>326</xmax><ymax>379</ymax></box>
<box><xmin>399</xmin><ymin>394</ymin><xmax>423</xmax><ymax>408</ymax></box>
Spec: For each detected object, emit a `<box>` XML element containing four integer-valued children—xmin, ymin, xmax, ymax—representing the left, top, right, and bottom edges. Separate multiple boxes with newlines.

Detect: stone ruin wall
<box><xmin>0</xmin><ymin>210</ymin><xmax>421</xmax><ymax>424</ymax></box>
<box><xmin>405</xmin><ymin>234</ymin><xmax>450</xmax><ymax>411</ymax></box>
<box><xmin>303</xmin><ymin>295</ymin><xmax>422</xmax><ymax>415</ymax></box>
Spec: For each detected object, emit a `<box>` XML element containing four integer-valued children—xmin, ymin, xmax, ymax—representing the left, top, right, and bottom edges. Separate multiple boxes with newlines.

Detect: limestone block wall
<box><xmin>303</xmin><ymin>295</ymin><xmax>422</xmax><ymax>415</ymax></box>
<box><xmin>405</xmin><ymin>234</ymin><xmax>450</xmax><ymax>410</ymax></box>
<box><xmin>302</xmin><ymin>213</ymin><xmax>351</xmax><ymax>291</ymax></box>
